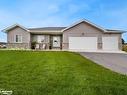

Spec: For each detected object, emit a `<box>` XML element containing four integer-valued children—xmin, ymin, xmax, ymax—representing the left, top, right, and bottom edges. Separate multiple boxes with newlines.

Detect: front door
<box><xmin>52</xmin><ymin>36</ymin><xmax>61</xmax><ymax>48</ymax></box>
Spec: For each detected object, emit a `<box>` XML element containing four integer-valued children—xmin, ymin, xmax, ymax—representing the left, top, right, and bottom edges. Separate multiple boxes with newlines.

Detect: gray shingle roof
<box><xmin>106</xmin><ymin>29</ymin><xmax>126</xmax><ymax>33</ymax></box>
<box><xmin>29</xmin><ymin>27</ymin><xmax>66</xmax><ymax>31</ymax></box>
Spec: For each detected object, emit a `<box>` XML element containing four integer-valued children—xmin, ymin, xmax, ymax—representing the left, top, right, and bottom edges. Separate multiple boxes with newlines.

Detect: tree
<box><xmin>122</xmin><ymin>39</ymin><xmax>125</xmax><ymax>44</ymax></box>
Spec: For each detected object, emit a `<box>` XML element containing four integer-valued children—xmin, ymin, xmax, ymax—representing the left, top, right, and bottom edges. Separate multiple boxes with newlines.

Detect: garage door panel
<box><xmin>69</xmin><ymin>37</ymin><xmax>97</xmax><ymax>50</ymax></box>
<box><xmin>102</xmin><ymin>37</ymin><xmax>118</xmax><ymax>50</ymax></box>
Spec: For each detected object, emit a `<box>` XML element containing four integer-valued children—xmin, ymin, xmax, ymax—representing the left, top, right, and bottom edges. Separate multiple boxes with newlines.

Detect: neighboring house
<box><xmin>2</xmin><ymin>19</ymin><xmax>125</xmax><ymax>51</ymax></box>
<box><xmin>0</xmin><ymin>42</ymin><xmax>7</xmax><ymax>48</ymax></box>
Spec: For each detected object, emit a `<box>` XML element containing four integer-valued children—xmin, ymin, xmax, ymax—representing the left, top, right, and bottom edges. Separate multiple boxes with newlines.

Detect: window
<box><xmin>15</xmin><ymin>35</ymin><xmax>22</xmax><ymax>43</ymax></box>
<box><xmin>37</xmin><ymin>35</ymin><xmax>45</xmax><ymax>43</ymax></box>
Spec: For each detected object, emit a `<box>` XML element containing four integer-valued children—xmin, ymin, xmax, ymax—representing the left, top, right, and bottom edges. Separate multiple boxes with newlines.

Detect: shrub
<box><xmin>31</xmin><ymin>41</ymin><xmax>37</xmax><ymax>49</ymax></box>
<box><xmin>122</xmin><ymin>44</ymin><xmax>127</xmax><ymax>52</ymax></box>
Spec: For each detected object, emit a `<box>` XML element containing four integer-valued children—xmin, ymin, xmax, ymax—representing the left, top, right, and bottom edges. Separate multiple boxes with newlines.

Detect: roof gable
<box><xmin>62</xmin><ymin>19</ymin><xmax>107</xmax><ymax>32</ymax></box>
<box><xmin>2</xmin><ymin>24</ymin><xmax>29</xmax><ymax>32</ymax></box>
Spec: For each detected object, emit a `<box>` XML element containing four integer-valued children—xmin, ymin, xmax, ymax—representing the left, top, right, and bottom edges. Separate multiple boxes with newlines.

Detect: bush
<box><xmin>122</xmin><ymin>44</ymin><xmax>127</xmax><ymax>52</ymax></box>
<box><xmin>31</xmin><ymin>41</ymin><xmax>37</xmax><ymax>49</ymax></box>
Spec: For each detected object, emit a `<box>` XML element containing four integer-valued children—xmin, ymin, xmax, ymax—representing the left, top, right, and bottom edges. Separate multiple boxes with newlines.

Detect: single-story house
<box><xmin>2</xmin><ymin>19</ymin><xmax>125</xmax><ymax>51</ymax></box>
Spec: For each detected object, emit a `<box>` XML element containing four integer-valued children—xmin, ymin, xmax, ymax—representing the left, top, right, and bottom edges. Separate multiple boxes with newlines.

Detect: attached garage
<box><xmin>102</xmin><ymin>37</ymin><xmax>119</xmax><ymax>50</ymax></box>
<box><xmin>69</xmin><ymin>37</ymin><xmax>97</xmax><ymax>50</ymax></box>
<box><xmin>62</xmin><ymin>20</ymin><xmax>123</xmax><ymax>51</ymax></box>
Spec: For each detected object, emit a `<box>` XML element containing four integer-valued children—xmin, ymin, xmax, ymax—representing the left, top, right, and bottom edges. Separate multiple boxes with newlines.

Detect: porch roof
<box><xmin>29</xmin><ymin>27</ymin><xmax>66</xmax><ymax>31</ymax></box>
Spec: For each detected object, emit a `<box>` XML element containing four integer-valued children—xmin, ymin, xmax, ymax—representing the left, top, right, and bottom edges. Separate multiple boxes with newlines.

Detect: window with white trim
<box><xmin>15</xmin><ymin>35</ymin><xmax>22</xmax><ymax>43</ymax></box>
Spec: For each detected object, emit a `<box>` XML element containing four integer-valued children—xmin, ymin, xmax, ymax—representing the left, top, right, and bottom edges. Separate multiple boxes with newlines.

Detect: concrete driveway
<box><xmin>80</xmin><ymin>52</ymin><xmax>127</xmax><ymax>75</ymax></box>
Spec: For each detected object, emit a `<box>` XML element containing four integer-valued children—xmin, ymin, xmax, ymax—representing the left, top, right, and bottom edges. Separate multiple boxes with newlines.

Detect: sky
<box><xmin>0</xmin><ymin>0</ymin><xmax>127</xmax><ymax>42</ymax></box>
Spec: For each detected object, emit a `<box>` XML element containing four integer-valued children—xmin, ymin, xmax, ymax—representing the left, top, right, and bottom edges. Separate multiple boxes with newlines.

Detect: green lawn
<box><xmin>0</xmin><ymin>51</ymin><xmax>127</xmax><ymax>95</ymax></box>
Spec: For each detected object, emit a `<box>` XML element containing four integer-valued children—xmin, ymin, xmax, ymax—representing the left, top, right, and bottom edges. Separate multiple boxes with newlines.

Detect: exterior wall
<box><xmin>63</xmin><ymin>22</ymin><xmax>122</xmax><ymax>50</ymax></box>
<box><xmin>7</xmin><ymin>43</ymin><xmax>30</xmax><ymax>49</ymax></box>
<box><xmin>7</xmin><ymin>26</ymin><xmax>31</xmax><ymax>49</ymax></box>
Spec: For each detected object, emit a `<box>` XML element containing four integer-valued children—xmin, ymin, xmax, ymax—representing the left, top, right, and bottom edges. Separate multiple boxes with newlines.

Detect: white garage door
<box><xmin>102</xmin><ymin>37</ymin><xmax>119</xmax><ymax>50</ymax></box>
<box><xmin>69</xmin><ymin>37</ymin><xmax>97</xmax><ymax>50</ymax></box>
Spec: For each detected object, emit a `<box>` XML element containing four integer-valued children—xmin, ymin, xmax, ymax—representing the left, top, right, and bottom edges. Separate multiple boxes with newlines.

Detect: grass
<box><xmin>0</xmin><ymin>51</ymin><xmax>127</xmax><ymax>95</ymax></box>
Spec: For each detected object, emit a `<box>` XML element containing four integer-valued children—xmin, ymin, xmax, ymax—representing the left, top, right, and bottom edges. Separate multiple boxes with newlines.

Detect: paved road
<box><xmin>80</xmin><ymin>52</ymin><xmax>127</xmax><ymax>75</ymax></box>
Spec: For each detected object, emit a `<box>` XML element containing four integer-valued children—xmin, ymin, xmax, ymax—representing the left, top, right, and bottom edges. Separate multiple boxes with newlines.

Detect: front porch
<box><xmin>31</xmin><ymin>34</ymin><xmax>62</xmax><ymax>50</ymax></box>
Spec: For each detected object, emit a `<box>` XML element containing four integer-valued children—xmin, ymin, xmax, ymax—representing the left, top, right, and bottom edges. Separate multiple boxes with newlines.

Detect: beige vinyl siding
<box><xmin>7</xmin><ymin>26</ymin><xmax>30</xmax><ymax>43</ymax></box>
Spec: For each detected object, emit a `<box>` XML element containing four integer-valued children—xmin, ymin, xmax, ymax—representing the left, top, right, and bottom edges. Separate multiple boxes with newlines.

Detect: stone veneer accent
<box><xmin>7</xmin><ymin>43</ymin><xmax>30</xmax><ymax>49</ymax></box>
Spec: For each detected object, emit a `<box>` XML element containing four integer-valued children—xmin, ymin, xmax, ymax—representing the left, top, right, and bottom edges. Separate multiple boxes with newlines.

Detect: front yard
<box><xmin>0</xmin><ymin>51</ymin><xmax>127</xmax><ymax>95</ymax></box>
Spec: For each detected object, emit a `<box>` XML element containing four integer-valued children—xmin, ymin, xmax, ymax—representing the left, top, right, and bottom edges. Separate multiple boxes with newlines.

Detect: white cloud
<box><xmin>47</xmin><ymin>5</ymin><xmax>60</xmax><ymax>13</ymax></box>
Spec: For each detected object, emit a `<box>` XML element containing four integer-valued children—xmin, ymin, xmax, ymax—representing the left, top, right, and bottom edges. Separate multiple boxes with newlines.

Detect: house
<box><xmin>2</xmin><ymin>19</ymin><xmax>125</xmax><ymax>51</ymax></box>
